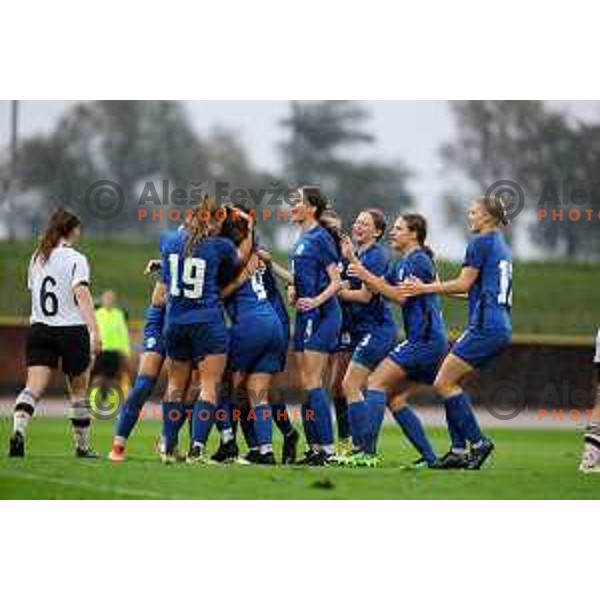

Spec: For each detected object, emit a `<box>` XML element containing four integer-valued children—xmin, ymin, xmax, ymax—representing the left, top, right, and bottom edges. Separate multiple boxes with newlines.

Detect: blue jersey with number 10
<box><xmin>161</xmin><ymin>229</ymin><xmax>238</xmax><ymax>325</ymax></box>
<box><xmin>463</xmin><ymin>231</ymin><xmax>512</xmax><ymax>332</ymax></box>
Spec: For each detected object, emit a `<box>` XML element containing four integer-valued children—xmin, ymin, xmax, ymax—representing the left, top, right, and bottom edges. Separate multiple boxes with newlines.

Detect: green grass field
<box><xmin>1</xmin><ymin>418</ymin><xmax>598</xmax><ymax>499</ymax></box>
<box><xmin>1</xmin><ymin>240</ymin><xmax>598</xmax><ymax>336</ymax></box>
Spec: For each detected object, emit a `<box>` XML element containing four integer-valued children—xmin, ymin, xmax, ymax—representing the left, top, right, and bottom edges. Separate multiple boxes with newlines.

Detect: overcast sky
<box><xmin>1</xmin><ymin>100</ymin><xmax>598</xmax><ymax>257</ymax></box>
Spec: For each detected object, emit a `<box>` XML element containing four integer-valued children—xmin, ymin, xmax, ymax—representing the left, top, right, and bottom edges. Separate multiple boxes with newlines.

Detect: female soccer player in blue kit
<box><xmin>160</xmin><ymin>196</ymin><xmax>252</xmax><ymax>464</ymax></box>
<box><xmin>338</xmin><ymin>209</ymin><xmax>397</xmax><ymax>465</ymax></box>
<box><xmin>290</xmin><ymin>187</ymin><xmax>342</xmax><ymax>466</ymax></box>
<box><xmin>400</xmin><ymin>196</ymin><xmax>512</xmax><ymax>469</ymax></box>
<box><xmin>217</xmin><ymin>207</ymin><xmax>287</xmax><ymax>465</ymax></box>
<box><xmin>343</xmin><ymin>214</ymin><xmax>446</xmax><ymax>467</ymax></box>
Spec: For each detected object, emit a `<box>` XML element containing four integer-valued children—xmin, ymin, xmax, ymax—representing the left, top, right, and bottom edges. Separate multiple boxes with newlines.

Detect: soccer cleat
<box><xmin>335</xmin><ymin>438</ymin><xmax>353</xmax><ymax>457</ymax></box>
<box><xmin>186</xmin><ymin>445</ymin><xmax>215</xmax><ymax>465</ymax></box>
<box><xmin>305</xmin><ymin>450</ymin><xmax>332</xmax><ymax>466</ymax></box>
<box><xmin>108</xmin><ymin>442</ymin><xmax>126</xmax><ymax>462</ymax></box>
<box><xmin>281</xmin><ymin>429</ymin><xmax>299</xmax><ymax>464</ymax></box>
<box><xmin>210</xmin><ymin>439</ymin><xmax>239</xmax><ymax>464</ymax></box>
<box><xmin>579</xmin><ymin>443</ymin><xmax>600</xmax><ymax>473</ymax></box>
<box><xmin>465</xmin><ymin>438</ymin><xmax>495</xmax><ymax>470</ymax></box>
<box><xmin>75</xmin><ymin>447</ymin><xmax>99</xmax><ymax>459</ymax></box>
<box><xmin>400</xmin><ymin>457</ymin><xmax>434</xmax><ymax>470</ymax></box>
<box><xmin>258</xmin><ymin>451</ymin><xmax>276</xmax><ymax>465</ymax></box>
<box><xmin>433</xmin><ymin>450</ymin><xmax>471</xmax><ymax>469</ymax></box>
<box><xmin>296</xmin><ymin>448</ymin><xmax>319</xmax><ymax>465</ymax></box>
<box><xmin>9</xmin><ymin>432</ymin><xmax>25</xmax><ymax>458</ymax></box>
<box><xmin>342</xmin><ymin>451</ymin><xmax>380</xmax><ymax>468</ymax></box>
<box><xmin>161</xmin><ymin>452</ymin><xmax>178</xmax><ymax>465</ymax></box>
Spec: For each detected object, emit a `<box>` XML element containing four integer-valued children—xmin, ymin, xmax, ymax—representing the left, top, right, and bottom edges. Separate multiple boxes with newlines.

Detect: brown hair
<box><xmin>476</xmin><ymin>195</ymin><xmax>509</xmax><ymax>226</ymax></box>
<box><xmin>319</xmin><ymin>208</ymin><xmax>343</xmax><ymax>253</ymax></box>
<box><xmin>401</xmin><ymin>213</ymin><xmax>434</xmax><ymax>259</ymax></box>
<box><xmin>302</xmin><ymin>186</ymin><xmax>328</xmax><ymax>220</ymax></box>
<box><xmin>365</xmin><ymin>208</ymin><xmax>387</xmax><ymax>240</ymax></box>
<box><xmin>184</xmin><ymin>195</ymin><xmax>220</xmax><ymax>256</ymax></box>
<box><xmin>35</xmin><ymin>208</ymin><xmax>81</xmax><ymax>264</ymax></box>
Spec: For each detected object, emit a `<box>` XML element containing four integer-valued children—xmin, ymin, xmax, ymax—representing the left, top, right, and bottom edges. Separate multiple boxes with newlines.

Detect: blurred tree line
<box><xmin>442</xmin><ymin>100</ymin><xmax>600</xmax><ymax>258</ymax></box>
<box><xmin>0</xmin><ymin>100</ymin><xmax>413</xmax><ymax>244</ymax></box>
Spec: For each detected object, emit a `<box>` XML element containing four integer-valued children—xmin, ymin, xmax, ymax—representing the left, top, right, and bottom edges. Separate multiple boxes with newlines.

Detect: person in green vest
<box><xmin>92</xmin><ymin>290</ymin><xmax>132</xmax><ymax>406</ymax></box>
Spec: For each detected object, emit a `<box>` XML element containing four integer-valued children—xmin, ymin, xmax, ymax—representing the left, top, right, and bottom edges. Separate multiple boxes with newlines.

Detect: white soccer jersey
<box><xmin>28</xmin><ymin>243</ymin><xmax>90</xmax><ymax>326</ymax></box>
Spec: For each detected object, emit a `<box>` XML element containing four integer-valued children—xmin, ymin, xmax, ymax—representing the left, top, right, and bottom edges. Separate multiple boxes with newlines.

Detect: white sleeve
<box><xmin>71</xmin><ymin>253</ymin><xmax>90</xmax><ymax>288</ymax></box>
<box><xmin>27</xmin><ymin>255</ymin><xmax>34</xmax><ymax>291</ymax></box>
<box><xmin>594</xmin><ymin>328</ymin><xmax>600</xmax><ymax>364</ymax></box>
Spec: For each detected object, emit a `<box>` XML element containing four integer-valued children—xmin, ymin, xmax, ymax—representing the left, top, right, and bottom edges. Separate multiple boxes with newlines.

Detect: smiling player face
<box><xmin>352</xmin><ymin>211</ymin><xmax>378</xmax><ymax>245</ymax></box>
<box><xmin>468</xmin><ymin>200</ymin><xmax>490</xmax><ymax>233</ymax></box>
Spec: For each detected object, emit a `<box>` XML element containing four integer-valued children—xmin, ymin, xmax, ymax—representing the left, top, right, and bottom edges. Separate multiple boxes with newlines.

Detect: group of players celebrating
<box><xmin>9</xmin><ymin>186</ymin><xmax>515</xmax><ymax>470</ymax></box>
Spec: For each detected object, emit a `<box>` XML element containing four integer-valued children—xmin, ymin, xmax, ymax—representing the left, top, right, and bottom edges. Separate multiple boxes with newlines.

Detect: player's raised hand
<box><xmin>347</xmin><ymin>261</ymin><xmax>367</xmax><ymax>280</ymax></box>
<box><xmin>245</xmin><ymin>253</ymin><xmax>261</xmax><ymax>275</ymax></box>
<box><xmin>144</xmin><ymin>259</ymin><xmax>161</xmax><ymax>275</ymax></box>
<box><xmin>256</xmin><ymin>248</ymin><xmax>271</xmax><ymax>263</ymax></box>
<box><xmin>340</xmin><ymin>235</ymin><xmax>355</xmax><ymax>261</ymax></box>
<box><xmin>287</xmin><ymin>284</ymin><xmax>297</xmax><ymax>306</ymax></box>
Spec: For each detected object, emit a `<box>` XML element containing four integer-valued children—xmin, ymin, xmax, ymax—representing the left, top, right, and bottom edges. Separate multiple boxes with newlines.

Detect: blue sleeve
<box><xmin>317</xmin><ymin>230</ymin><xmax>339</xmax><ymax>268</ymax></box>
<box><xmin>408</xmin><ymin>253</ymin><xmax>435</xmax><ymax>284</ymax></box>
<box><xmin>160</xmin><ymin>234</ymin><xmax>172</xmax><ymax>286</ymax></box>
<box><xmin>363</xmin><ymin>246</ymin><xmax>389</xmax><ymax>278</ymax></box>
<box><xmin>463</xmin><ymin>237</ymin><xmax>486</xmax><ymax>270</ymax></box>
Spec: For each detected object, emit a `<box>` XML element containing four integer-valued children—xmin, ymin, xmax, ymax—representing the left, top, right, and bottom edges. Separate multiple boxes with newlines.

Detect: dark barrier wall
<box><xmin>0</xmin><ymin>325</ymin><xmax>595</xmax><ymax>411</ymax></box>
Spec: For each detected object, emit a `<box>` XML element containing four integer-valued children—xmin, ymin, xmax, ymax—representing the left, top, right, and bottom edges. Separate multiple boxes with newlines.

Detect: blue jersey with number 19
<box><xmin>463</xmin><ymin>231</ymin><xmax>512</xmax><ymax>332</ymax></box>
<box><xmin>161</xmin><ymin>229</ymin><xmax>238</xmax><ymax>325</ymax></box>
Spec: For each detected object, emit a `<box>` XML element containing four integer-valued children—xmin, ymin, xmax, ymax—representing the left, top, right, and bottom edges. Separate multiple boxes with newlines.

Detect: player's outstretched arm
<box><xmin>74</xmin><ymin>284</ymin><xmax>102</xmax><ymax>355</ymax></box>
<box><xmin>256</xmin><ymin>249</ymin><xmax>294</xmax><ymax>285</ymax></box>
<box><xmin>347</xmin><ymin>261</ymin><xmax>407</xmax><ymax>305</ymax></box>
<box><xmin>296</xmin><ymin>262</ymin><xmax>342</xmax><ymax>312</ymax></box>
<box><xmin>401</xmin><ymin>266</ymin><xmax>479</xmax><ymax>297</ymax></box>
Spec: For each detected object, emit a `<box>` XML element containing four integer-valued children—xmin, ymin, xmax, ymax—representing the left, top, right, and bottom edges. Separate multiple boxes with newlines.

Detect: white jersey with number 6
<box><xmin>28</xmin><ymin>243</ymin><xmax>90</xmax><ymax>326</ymax></box>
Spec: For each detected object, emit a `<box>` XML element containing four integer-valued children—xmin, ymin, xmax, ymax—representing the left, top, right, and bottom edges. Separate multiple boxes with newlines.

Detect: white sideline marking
<box><xmin>0</xmin><ymin>469</ymin><xmax>178</xmax><ymax>499</ymax></box>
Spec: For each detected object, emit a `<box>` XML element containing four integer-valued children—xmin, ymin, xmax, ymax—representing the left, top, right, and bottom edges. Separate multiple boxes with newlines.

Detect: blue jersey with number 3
<box><xmin>161</xmin><ymin>229</ymin><xmax>238</xmax><ymax>325</ymax></box>
<box><xmin>463</xmin><ymin>231</ymin><xmax>512</xmax><ymax>332</ymax></box>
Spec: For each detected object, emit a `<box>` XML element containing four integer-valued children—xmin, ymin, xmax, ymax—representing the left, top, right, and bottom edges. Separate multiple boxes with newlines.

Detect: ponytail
<box><xmin>185</xmin><ymin>195</ymin><xmax>219</xmax><ymax>257</ymax></box>
<box><xmin>35</xmin><ymin>208</ymin><xmax>81</xmax><ymax>264</ymax></box>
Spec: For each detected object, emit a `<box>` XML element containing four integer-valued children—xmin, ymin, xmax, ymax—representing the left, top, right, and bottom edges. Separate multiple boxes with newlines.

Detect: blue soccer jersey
<box><xmin>463</xmin><ymin>231</ymin><xmax>512</xmax><ymax>332</ymax></box>
<box><xmin>225</xmin><ymin>268</ymin><xmax>286</xmax><ymax>374</ymax></box>
<box><xmin>290</xmin><ymin>225</ymin><xmax>340</xmax><ymax>314</ymax></box>
<box><xmin>347</xmin><ymin>242</ymin><xmax>395</xmax><ymax>334</ymax></box>
<box><xmin>161</xmin><ymin>229</ymin><xmax>238</xmax><ymax>325</ymax></box>
<box><xmin>388</xmin><ymin>248</ymin><xmax>447</xmax><ymax>344</ymax></box>
<box><xmin>262</xmin><ymin>264</ymin><xmax>290</xmax><ymax>334</ymax></box>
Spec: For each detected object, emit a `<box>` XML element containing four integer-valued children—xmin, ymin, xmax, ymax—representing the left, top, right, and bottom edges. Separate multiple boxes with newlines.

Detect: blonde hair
<box><xmin>184</xmin><ymin>195</ymin><xmax>219</xmax><ymax>256</ymax></box>
<box><xmin>476</xmin><ymin>195</ymin><xmax>509</xmax><ymax>226</ymax></box>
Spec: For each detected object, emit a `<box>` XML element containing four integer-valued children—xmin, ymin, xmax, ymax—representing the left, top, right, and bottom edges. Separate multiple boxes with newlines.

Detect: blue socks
<box><xmin>445</xmin><ymin>392</ymin><xmax>483</xmax><ymax>446</ymax></box>
<box><xmin>348</xmin><ymin>401</ymin><xmax>370</xmax><ymax>451</ymax></box>
<box><xmin>115</xmin><ymin>375</ymin><xmax>156</xmax><ymax>439</ymax></box>
<box><xmin>444</xmin><ymin>401</ymin><xmax>467</xmax><ymax>452</ymax></box>
<box><xmin>302</xmin><ymin>401</ymin><xmax>319</xmax><ymax>448</ymax></box>
<box><xmin>392</xmin><ymin>406</ymin><xmax>437</xmax><ymax>464</ymax></box>
<box><xmin>307</xmin><ymin>388</ymin><xmax>334</xmax><ymax>449</ymax></box>
<box><xmin>162</xmin><ymin>401</ymin><xmax>185</xmax><ymax>453</ymax></box>
<box><xmin>333</xmin><ymin>396</ymin><xmax>350</xmax><ymax>440</ymax></box>
<box><xmin>364</xmin><ymin>389</ymin><xmax>387</xmax><ymax>454</ymax></box>
<box><xmin>255</xmin><ymin>404</ymin><xmax>273</xmax><ymax>453</ymax></box>
<box><xmin>192</xmin><ymin>400</ymin><xmax>216</xmax><ymax>447</ymax></box>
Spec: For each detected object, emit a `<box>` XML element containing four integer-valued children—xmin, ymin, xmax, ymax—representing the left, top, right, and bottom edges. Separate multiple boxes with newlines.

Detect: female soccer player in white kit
<box><xmin>9</xmin><ymin>208</ymin><xmax>101</xmax><ymax>458</ymax></box>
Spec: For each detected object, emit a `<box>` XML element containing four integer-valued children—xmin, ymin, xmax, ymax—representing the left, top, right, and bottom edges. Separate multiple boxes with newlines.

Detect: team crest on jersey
<box><xmin>146</xmin><ymin>337</ymin><xmax>157</xmax><ymax>349</ymax></box>
<box><xmin>295</xmin><ymin>243</ymin><xmax>305</xmax><ymax>256</ymax></box>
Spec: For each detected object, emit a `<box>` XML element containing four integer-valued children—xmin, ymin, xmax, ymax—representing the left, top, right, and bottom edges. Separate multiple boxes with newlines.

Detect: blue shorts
<box><xmin>293</xmin><ymin>305</ymin><xmax>342</xmax><ymax>354</ymax></box>
<box><xmin>142</xmin><ymin>321</ymin><xmax>166</xmax><ymax>356</ymax></box>
<box><xmin>389</xmin><ymin>338</ymin><xmax>448</xmax><ymax>384</ymax></box>
<box><xmin>230</xmin><ymin>315</ymin><xmax>286</xmax><ymax>375</ymax></box>
<box><xmin>350</xmin><ymin>325</ymin><xmax>397</xmax><ymax>371</ymax></box>
<box><xmin>451</xmin><ymin>327</ymin><xmax>511</xmax><ymax>369</ymax></box>
<box><xmin>165</xmin><ymin>320</ymin><xmax>229</xmax><ymax>363</ymax></box>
